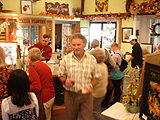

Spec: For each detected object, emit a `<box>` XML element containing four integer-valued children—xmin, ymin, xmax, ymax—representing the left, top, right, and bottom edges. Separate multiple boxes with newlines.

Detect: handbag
<box><xmin>104</xmin><ymin>49</ymin><xmax>114</xmax><ymax>72</ymax></box>
<box><xmin>38</xmin><ymin>91</ymin><xmax>46</xmax><ymax>120</ymax></box>
<box><xmin>32</xmin><ymin>65</ymin><xmax>46</xmax><ymax>120</ymax></box>
<box><xmin>55</xmin><ymin>78</ymin><xmax>64</xmax><ymax>106</ymax></box>
<box><xmin>104</xmin><ymin>59</ymin><xmax>114</xmax><ymax>72</ymax></box>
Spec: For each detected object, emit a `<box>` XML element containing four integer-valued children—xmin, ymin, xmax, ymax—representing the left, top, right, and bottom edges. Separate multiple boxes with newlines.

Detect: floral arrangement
<box><xmin>16</xmin><ymin>46</ymin><xmax>28</xmax><ymax>73</ymax></box>
<box><xmin>82</xmin><ymin>12</ymin><xmax>131</xmax><ymax>21</ymax></box>
<box><xmin>82</xmin><ymin>0</ymin><xmax>160</xmax><ymax>21</ymax></box>
<box><xmin>9</xmin><ymin>20</ymin><xmax>17</xmax><ymax>33</ymax></box>
<box><xmin>147</xmin><ymin>72</ymin><xmax>160</xmax><ymax>120</ymax></box>
<box><xmin>129</xmin><ymin>0</ymin><xmax>160</xmax><ymax>15</ymax></box>
<box><xmin>123</xmin><ymin>67</ymin><xmax>131</xmax><ymax>76</ymax></box>
<box><xmin>39</xmin><ymin>12</ymin><xmax>75</xmax><ymax>20</ymax></box>
<box><xmin>7</xmin><ymin>46</ymin><xmax>28</xmax><ymax>73</ymax></box>
<box><xmin>122</xmin><ymin>67</ymin><xmax>140</xmax><ymax>113</ymax></box>
<box><xmin>0</xmin><ymin>21</ymin><xmax>10</xmax><ymax>33</ymax></box>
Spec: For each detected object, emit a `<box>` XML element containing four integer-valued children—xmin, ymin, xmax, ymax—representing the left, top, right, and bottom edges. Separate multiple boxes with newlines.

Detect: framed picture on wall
<box><xmin>81</xmin><ymin>28</ymin><xmax>88</xmax><ymax>36</ymax></box>
<box><xmin>140</xmin><ymin>43</ymin><xmax>153</xmax><ymax>60</ymax></box>
<box><xmin>21</xmin><ymin>0</ymin><xmax>32</xmax><ymax>14</ymax></box>
<box><xmin>122</xmin><ymin>27</ymin><xmax>133</xmax><ymax>42</ymax></box>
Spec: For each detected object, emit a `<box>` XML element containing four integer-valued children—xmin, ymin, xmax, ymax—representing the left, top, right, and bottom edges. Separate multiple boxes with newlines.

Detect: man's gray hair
<box><xmin>90</xmin><ymin>48</ymin><xmax>105</xmax><ymax>63</ymax></box>
<box><xmin>91</xmin><ymin>39</ymin><xmax>99</xmax><ymax>48</ymax></box>
<box><xmin>70</xmin><ymin>33</ymin><xmax>87</xmax><ymax>45</ymax></box>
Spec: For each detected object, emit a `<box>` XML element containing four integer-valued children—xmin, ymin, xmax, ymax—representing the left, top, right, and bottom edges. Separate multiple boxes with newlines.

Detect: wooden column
<box><xmin>51</xmin><ymin>18</ymin><xmax>55</xmax><ymax>51</ymax></box>
<box><xmin>5</xmin><ymin>18</ymin><xmax>9</xmax><ymax>41</ymax></box>
<box><xmin>118</xmin><ymin>18</ymin><xmax>122</xmax><ymax>45</ymax></box>
<box><xmin>81</xmin><ymin>0</ymin><xmax>85</xmax><ymax>16</ymax></box>
<box><xmin>76</xmin><ymin>21</ymin><xmax>80</xmax><ymax>33</ymax></box>
<box><xmin>39</xmin><ymin>26</ymin><xmax>43</xmax><ymax>43</ymax></box>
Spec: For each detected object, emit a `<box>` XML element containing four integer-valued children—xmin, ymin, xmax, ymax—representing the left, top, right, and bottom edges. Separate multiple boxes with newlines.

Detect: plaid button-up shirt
<box><xmin>58</xmin><ymin>51</ymin><xmax>101</xmax><ymax>93</ymax></box>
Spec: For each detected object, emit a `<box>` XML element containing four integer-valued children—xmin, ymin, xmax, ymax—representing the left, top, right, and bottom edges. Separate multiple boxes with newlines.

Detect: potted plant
<box><xmin>122</xmin><ymin>67</ymin><xmax>141</xmax><ymax>113</ymax></box>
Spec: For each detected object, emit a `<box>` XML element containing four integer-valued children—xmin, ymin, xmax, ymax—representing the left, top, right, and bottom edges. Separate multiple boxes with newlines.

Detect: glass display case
<box><xmin>140</xmin><ymin>61</ymin><xmax>160</xmax><ymax>120</ymax></box>
<box><xmin>0</xmin><ymin>42</ymin><xmax>17</xmax><ymax>65</ymax></box>
<box><xmin>21</xmin><ymin>25</ymin><xmax>39</xmax><ymax>46</ymax></box>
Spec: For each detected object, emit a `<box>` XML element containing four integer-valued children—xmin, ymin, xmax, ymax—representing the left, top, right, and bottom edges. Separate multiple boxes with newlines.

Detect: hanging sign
<box><xmin>45</xmin><ymin>2</ymin><xmax>69</xmax><ymax>15</ymax></box>
<box><xmin>17</xmin><ymin>18</ymin><xmax>46</xmax><ymax>25</ymax></box>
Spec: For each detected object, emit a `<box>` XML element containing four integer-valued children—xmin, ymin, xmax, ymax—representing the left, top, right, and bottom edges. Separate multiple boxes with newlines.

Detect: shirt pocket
<box><xmin>66</xmin><ymin>63</ymin><xmax>77</xmax><ymax>79</ymax></box>
<box><xmin>82</xmin><ymin>64</ymin><xmax>92</xmax><ymax>80</ymax></box>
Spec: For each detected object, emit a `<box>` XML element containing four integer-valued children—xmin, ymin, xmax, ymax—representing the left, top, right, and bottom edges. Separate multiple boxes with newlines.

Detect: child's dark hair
<box><xmin>8</xmin><ymin>69</ymin><xmax>32</xmax><ymax>107</ymax></box>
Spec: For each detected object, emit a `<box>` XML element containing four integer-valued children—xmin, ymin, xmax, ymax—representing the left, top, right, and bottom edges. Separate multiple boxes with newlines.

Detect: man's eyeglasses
<box><xmin>42</xmin><ymin>40</ymin><xmax>48</xmax><ymax>42</ymax></box>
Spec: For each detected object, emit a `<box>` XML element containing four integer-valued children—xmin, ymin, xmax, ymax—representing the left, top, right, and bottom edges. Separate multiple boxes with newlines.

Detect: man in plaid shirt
<box><xmin>59</xmin><ymin>33</ymin><xmax>101</xmax><ymax>120</ymax></box>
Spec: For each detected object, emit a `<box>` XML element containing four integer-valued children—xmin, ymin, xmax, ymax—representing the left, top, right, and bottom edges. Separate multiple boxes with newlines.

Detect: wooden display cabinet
<box><xmin>0</xmin><ymin>18</ymin><xmax>8</xmax><ymax>41</ymax></box>
<box><xmin>0</xmin><ymin>32</ymin><xmax>6</xmax><ymax>41</ymax></box>
<box><xmin>0</xmin><ymin>13</ymin><xmax>53</xmax><ymax>44</ymax></box>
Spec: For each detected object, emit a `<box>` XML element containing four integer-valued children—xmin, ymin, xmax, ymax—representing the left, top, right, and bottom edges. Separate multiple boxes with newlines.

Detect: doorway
<box><xmin>55</xmin><ymin>24</ymin><xmax>62</xmax><ymax>51</ymax></box>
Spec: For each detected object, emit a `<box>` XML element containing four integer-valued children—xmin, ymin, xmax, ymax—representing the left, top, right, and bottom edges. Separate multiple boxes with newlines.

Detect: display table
<box><xmin>51</xmin><ymin>73</ymin><xmax>66</xmax><ymax>116</ymax></box>
<box><xmin>101</xmin><ymin>102</ymin><xmax>142</xmax><ymax>120</ymax></box>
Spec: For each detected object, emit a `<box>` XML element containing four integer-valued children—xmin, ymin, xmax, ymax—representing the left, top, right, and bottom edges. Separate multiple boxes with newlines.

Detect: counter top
<box><xmin>52</xmin><ymin>73</ymin><xmax>58</xmax><ymax>77</ymax></box>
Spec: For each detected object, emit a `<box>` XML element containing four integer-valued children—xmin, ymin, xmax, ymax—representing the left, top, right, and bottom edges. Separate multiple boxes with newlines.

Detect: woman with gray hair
<box><xmin>0</xmin><ymin>46</ymin><xmax>13</xmax><ymax>119</ymax></box>
<box><xmin>89</xmin><ymin>39</ymin><xmax>116</xmax><ymax>69</ymax></box>
<box><xmin>89</xmin><ymin>48</ymin><xmax>108</xmax><ymax>120</ymax></box>
<box><xmin>155</xmin><ymin>42</ymin><xmax>160</xmax><ymax>53</ymax></box>
<box><xmin>28</xmin><ymin>48</ymin><xmax>55</xmax><ymax>120</ymax></box>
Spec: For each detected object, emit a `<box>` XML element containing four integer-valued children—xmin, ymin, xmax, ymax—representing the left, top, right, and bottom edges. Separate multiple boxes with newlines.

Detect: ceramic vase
<box><xmin>127</xmin><ymin>106</ymin><xmax>138</xmax><ymax>113</ymax></box>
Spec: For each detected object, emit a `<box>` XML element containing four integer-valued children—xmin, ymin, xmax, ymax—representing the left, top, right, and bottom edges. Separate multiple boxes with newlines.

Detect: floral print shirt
<box><xmin>0</xmin><ymin>68</ymin><xmax>13</xmax><ymax>118</ymax></box>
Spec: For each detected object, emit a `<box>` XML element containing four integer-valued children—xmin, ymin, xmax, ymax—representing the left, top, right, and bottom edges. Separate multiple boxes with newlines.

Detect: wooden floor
<box><xmin>51</xmin><ymin>75</ymin><xmax>131</xmax><ymax>119</ymax></box>
<box><xmin>52</xmin><ymin>103</ymin><xmax>66</xmax><ymax>116</ymax></box>
<box><xmin>51</xmin><ymin>103</ymin><xmax>84</xmax><ymax>120</ymax></box>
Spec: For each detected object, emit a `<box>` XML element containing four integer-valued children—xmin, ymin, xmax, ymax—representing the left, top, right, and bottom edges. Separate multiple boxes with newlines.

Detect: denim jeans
<box><xmin>93</xmin><ymin>97</ymin><xmax>105</xmax><ymax>120</ymax></box>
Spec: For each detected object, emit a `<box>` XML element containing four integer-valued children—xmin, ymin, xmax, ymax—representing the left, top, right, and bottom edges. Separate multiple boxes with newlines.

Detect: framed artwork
<box><xmin>72</xmin><ymin>6</ymin><xmax>77</xmax><ymax>14</ymax></box>
<box><xmin>21</xmin><ymin>0</ymin><xmax>32</xmax><ymax>14</ymax></box>
<box><xmin>140</xmin><ymin>61</ymin><xmax>160</xmax><ymax>120</ymax></box>
<box><xmin>95</xmin><ymin>0</ymin><xmax>108</xmax><ymax>12</ymax></box>
<box><xmin>140</xmin><ymin>43</ymin><xmax>153</xmax><ymax>60</ymax></box>
<box><xmin>80</xmin><ymin>28</ymin><xmax>88</xmax><ymax>36</ymax></box>
<box><xmin>0</xmin><ymin>42</ymin><xmax>17</xmax><ymax>65</ymax></box>
<box><xmin>122</xmin><ymin>27</ymin><xmax>133</xmax><ymax>42</ymax></box>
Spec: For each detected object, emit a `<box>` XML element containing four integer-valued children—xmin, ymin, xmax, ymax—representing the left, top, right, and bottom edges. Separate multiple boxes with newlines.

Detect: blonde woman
<box><xmin>107</xmin><ymin>42</ymin><xmax>124</xmax><ymax>105</ymax></box>
<box><xmin>155</xmin><ymin>43</ymin><xmax>160</xmax><ymax>53</ymax></box>
<box><xmin>0</xmin><ymin>46</ymin><xmax>13</xmax><ymax>119</ymax></box>
<box><xmin>90</xmin><ymin>48</ymin><xmax>108</xmax><ymax>120</ymax></box>
<box><xmin>28</xmin><ymin>48</ymin><xmax>55</xmax><ymax>120</ymax></box>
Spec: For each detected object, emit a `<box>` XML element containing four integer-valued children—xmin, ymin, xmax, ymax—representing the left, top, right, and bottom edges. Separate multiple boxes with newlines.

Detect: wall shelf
<box><xmin>0</xmin><ymin>33</ymin><xmax>6</xmax><ymax>40</ymax></box>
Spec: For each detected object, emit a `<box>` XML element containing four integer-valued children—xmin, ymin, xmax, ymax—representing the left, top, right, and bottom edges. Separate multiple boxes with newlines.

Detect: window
<box><xmin>21</xmin><ymin>25</ymin><xmax>39</xmax><ymax>46</ymax></box>
<box><xmin>89</xmin><ymin>22</ymin><xmax>116</xmax><ymax>49</ymax></box>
